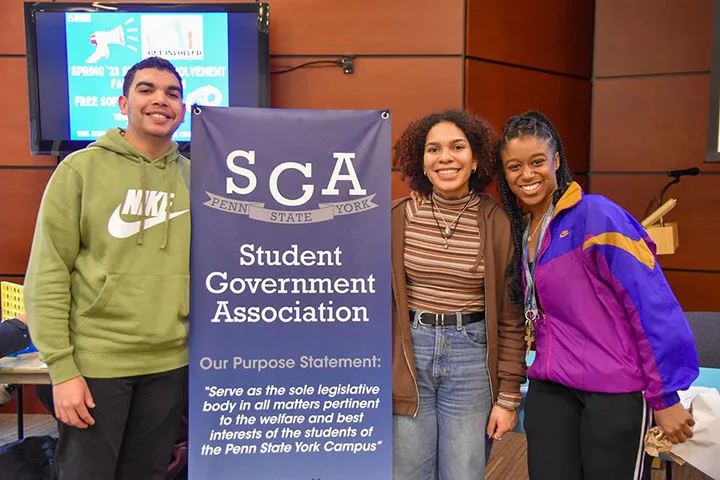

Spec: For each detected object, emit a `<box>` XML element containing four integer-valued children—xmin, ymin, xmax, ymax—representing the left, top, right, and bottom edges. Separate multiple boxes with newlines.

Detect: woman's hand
<box><xmin>486</xmin><ymin>405</ymin><xmax>518</xmax><ymax>441</ymax></box>
<box><xmin>654</xmin><ymin>403</ymin><xmax>694</xmax><ymax>443</ymax></box>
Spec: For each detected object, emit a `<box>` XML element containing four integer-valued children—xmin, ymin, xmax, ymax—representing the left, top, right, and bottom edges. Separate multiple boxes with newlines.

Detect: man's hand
<box><xmin>654</xmin><ymin>403</ymin><xmax>694</xmax><ymax>444</ymax></box>
<box><xmin>486</xmin><ymin>405</ymin><xmax>518</xmax><ymax>441</ymax></box>
<box><xmin>53</xmin><ymin>376</ymin><xmax>96</xmax><ymax>429</ymax></box>
<box><xmin>16</xmin><ymin>313</ymin><xmax>27</xmax><ymax>324</ymax></box>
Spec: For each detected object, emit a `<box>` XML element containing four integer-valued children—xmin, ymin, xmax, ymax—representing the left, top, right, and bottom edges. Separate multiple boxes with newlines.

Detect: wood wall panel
<box><xmin>590</xmin><ymin>174</ymin><xmax>720</xmax><ymax>273</ymax></box>
<box><xmin>591</xmin><ymin>75</ymin><xmax>719</xmax><ymax>173</ymax></box>
<box><xmin>665</xmin><ymin>271</ymin><xmax>720</xmax><ymax>312</ymax></box>
<box><xmin>0</xmin><ymin>58</ymin><xmax>56</xmax><ymax>166</ymax></box>
<box><xmin>594</xmin><ymin>0</ymin><xmax>713</xmax><ymax>77</ymax></box>
<box><xmin>269</xmin><ymin>0</ymin><xmax>463</xmax><ymax>55</ymax></box>
<box><xmin>592</xmin><ymin>0</ymin><xmax>718</xmax><ymax>310</ymax></box>
<box><xmin>465</xmin><ymin>59</ymin><xmax>592</xmax><ymax>174</ymax></box>
<box><xmin>0</xmin><ymin>0</ymin><xmax>27</xmax><ymax>55</ymax></box>
<box><xmin>270</xmin><ymin>57</ymin><xmax>463</xmax><ymax>147</ymax></box>
<box><xmin>17</xmin><ymin>0</ymin><xmax>464</xmax><ymax>55</ymax></box>
<box><xmin>573</xmin><ymin>174</ymin><xmax>589</xmax><ymax>192</ymax></box>
<box><xmin>466</xmin><ymin>0</ymin><xmax>594</xmax><ymax>78</ymax></box>
<box><xmin>0</xmin><ymin>169</ymin><xmax>52</xmax><ymax>275</ymax></box>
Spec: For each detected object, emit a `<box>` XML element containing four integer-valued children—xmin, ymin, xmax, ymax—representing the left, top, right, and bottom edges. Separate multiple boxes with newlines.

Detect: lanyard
<box><xmin>522</xmin><ymin>204</ymin><xmax>555</xmax><ymax>323</ymax></box>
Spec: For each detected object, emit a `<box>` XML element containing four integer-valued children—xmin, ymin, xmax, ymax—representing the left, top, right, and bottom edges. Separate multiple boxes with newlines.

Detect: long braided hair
<box><xmin>494</xmin><ymin>111</ymin><xmax>573</xmax><ymax>304</ymax></box>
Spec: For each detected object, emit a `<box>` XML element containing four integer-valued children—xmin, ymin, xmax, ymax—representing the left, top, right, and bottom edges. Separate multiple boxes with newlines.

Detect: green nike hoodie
<box><xmin>25</xmin><ymin>128</ymin><xmax>190</xmax><ymax>384</ymax></box>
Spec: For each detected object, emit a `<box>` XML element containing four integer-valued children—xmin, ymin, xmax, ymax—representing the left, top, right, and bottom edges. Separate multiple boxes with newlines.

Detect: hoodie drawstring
<box><xmin>137</xmin><ymin>159</ymin><xmax>148</xmax><ymax>246</ymax></box>
<box><xmin>161</xmin><ymin>161</ymin><xmax>170</xmax><ymax>250</ymax></box>
<box><xmin>104</xmin><ymin>129</ymin><xmax>179</xmax><ymax>250</ymax></box>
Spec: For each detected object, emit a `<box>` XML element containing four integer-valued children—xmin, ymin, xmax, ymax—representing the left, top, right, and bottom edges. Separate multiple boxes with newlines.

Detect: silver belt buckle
<box><xmin>418</xmin><ymin>311</ymin><xmax>438</xmax><ymax>326</ymax></box>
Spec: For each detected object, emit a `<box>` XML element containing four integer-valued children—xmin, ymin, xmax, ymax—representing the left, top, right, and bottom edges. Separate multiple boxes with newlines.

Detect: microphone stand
<box><xmin>641</xmin><ymin>169</ymin><xmax>698</xmax><ymax>220</ymax></box>
<box><xmin>642</xmin><ymin>176</ymin><xmax>681</xmax><ymax>220</ymax></box>
<box><xmin>658</xmin><ymin>176</ymin><xmax>681</xmax><ymax>210</ymax></box>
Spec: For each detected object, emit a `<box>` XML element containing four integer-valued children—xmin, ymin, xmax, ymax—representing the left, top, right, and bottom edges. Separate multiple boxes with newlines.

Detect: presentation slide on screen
<box><xmin>64</xmin><ymin>12</ymin><xmax>229</xmax><ymax>141</ymax></box>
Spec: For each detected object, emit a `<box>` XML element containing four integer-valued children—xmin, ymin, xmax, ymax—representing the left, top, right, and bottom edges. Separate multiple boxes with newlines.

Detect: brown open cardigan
<box><xmin>391</xmin><ymin>194</ymin><xmax>527</xmax><ymax>416</ymax></box>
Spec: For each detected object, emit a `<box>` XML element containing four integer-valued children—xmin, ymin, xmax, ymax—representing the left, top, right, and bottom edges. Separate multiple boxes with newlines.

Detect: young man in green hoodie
<box><xmin>25</xmin><ymin>56</ymin><xmax>190</xmax><ymax>480</ymax></box>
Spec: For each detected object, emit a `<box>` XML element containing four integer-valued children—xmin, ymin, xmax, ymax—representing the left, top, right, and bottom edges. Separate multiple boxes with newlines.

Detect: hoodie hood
<box><xmin>91</xmin><ymin>128</ymin><xmax>179</xmax><ymax>168</ymax></box>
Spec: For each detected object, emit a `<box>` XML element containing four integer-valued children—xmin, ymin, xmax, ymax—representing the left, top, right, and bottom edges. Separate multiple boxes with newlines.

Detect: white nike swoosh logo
<box><xmin>107</xmin><ymin>205</ymin><xmax>189</xmax><ymax>239</ymax></box>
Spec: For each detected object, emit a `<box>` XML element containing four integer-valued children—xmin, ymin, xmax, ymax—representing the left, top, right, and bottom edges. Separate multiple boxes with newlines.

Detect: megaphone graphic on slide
<box><xmin>85</xmin><ymin>25</ymin><xmax>125</xmax><ymax>63</ymax></box>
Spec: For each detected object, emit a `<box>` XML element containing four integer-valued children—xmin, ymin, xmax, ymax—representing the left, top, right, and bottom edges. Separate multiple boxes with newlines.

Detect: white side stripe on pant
<box><xmin>633</xmin><ymin>396</ymin><xmax>652</xmax><ymax>480</ymax></box>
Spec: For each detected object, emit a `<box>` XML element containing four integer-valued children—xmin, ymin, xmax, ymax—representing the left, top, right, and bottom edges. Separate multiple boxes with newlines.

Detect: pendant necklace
<box><xmin>528</xmin><ymin>218</ymin><xmax>543</xmax><ymax>239</ymax></box>
<box><xmin>430</xmin><ymin>193</ymin><xmax>474</xmax><ymax>249</ymax></box>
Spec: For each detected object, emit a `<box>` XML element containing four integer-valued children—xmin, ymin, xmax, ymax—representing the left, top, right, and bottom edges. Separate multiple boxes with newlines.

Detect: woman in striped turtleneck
<box><xmin>391</xmin><ymin>110</ymin><xmax>526</xmax><ymax>480</ymax></box>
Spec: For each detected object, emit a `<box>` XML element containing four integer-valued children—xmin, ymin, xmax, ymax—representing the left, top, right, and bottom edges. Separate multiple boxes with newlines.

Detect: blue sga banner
<box><xmin>189</xmin><ymin>107</ymin><xmax>392</xmax><ymax>479</ymax></box>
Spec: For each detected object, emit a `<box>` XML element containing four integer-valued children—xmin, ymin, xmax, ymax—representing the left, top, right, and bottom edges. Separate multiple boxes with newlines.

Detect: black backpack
<box><xmin>0</xmin><ymin>435</ymin><xmax>56</xmax><ymax>480</ymax></box>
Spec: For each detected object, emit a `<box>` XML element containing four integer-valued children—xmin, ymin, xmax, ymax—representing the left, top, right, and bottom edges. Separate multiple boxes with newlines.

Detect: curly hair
<box><xmin>493</xmin><ymin>110</ymin><xmax>574</xmax><ymax>304</ymax></box>
<box><xmin>393</xmin><ymin>110</ymin><xmax>496</xmax><ymax>195</ymax></box>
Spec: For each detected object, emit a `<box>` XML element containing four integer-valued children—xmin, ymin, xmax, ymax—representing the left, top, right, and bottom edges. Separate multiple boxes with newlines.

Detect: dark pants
<box><xmin>524</xmin><ymin>378</ymin><xmax>653</xmax><ymax>480</ymax></box>
<box><xmin>55</xmin><ymin>366</ymin><xmax>188</xmax><ymax>480</ymax></box>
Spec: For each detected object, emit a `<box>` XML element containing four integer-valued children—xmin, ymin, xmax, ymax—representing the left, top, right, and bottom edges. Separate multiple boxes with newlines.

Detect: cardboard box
<box><xmin>647</xmin><ymin>222</ymin><xmax>679</xmax><ymax>255</ymax></box>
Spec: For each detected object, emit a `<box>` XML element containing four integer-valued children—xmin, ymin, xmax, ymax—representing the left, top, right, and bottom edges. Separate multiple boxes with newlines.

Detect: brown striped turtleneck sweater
<box><xmin>402</xmin><ymin>192</ymin><xmax>522</xmax><ymax>410</ymax></box>
<box><xmin>404</xmin><ymin>192</ymin><xmax>485</xmax><ymax>313</ymax></box>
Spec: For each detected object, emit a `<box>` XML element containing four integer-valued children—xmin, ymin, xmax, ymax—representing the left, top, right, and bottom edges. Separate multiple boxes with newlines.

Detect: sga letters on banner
<box><xmin>189</xmin><ymin>107</ymin><xmax>392</xmax><ymax>479</ymax></box>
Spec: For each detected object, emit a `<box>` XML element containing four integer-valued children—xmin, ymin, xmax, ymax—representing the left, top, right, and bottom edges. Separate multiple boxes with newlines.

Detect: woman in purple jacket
<box><xmin>494</xmin><ymin>110</ymin><xmax>699</xmax><ymax>480</ymax></box>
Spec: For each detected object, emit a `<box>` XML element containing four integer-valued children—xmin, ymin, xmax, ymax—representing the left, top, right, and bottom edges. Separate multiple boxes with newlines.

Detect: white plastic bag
<box><xmin>672</xmin><ymin>390</ymin><xmax>720</xmax><ymax>480</ymax></box>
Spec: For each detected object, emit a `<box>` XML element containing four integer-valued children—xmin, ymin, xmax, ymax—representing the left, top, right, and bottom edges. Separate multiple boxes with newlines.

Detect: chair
<box><xmin>685</xmin><ymin>311</ymin><xmax>720</xmax><ymax>370</ymax></box>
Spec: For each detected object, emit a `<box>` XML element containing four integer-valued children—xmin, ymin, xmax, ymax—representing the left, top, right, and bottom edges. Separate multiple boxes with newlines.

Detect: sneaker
<box><xmin>0</xmin><ymin>383</ymin><xmax>18</xmax><ymax>406</ymax></box>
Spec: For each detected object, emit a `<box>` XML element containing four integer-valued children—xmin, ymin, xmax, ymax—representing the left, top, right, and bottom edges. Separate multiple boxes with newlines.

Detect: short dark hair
<box><xmin>122</xmin><ymin>56</ymin><xmax>183</xmax><ymax>98</ymax></box>
<box><xmin>393</xmin><ymin>109</ymin><xmax>496</xmax><ymax>195</ymax></box>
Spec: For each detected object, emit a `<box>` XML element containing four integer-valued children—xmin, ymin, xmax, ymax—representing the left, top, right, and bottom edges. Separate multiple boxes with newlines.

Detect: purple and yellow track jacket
<box><xmin>528</xmin><ymin>182</ymin><xmax>698</xmax><ymax>410</ymax></box>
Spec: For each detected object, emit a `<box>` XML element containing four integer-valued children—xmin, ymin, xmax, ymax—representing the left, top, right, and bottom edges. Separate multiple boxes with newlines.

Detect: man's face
<box><xmin>118</xmin><ymin>68</ymin><xmax>185</xmax><ymax>141</ymax></box>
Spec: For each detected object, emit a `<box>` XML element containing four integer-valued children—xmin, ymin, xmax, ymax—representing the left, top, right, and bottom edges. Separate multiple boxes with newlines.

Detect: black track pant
<box><xmin>524</xmin><ymin>378</ymin><xmax>653</xmax><ymax>480</ymax></box>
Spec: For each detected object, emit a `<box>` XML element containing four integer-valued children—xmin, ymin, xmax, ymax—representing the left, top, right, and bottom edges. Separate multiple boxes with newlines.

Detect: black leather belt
<box><xmin>412</xmin><ymin>310</ymin><xmax>485</xmax><ymax>327</ymax></box>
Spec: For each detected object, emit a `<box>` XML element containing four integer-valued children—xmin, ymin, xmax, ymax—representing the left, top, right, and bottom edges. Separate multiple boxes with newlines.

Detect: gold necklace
<box><xmin>528</xmin><ymin>219</ymin><xmax>542</xmax><ymax>239</ymax></box>
<box><xmin>529</xmin><ymin>191</ymin><xmax>557</xmax><ymax>239</ymax></box>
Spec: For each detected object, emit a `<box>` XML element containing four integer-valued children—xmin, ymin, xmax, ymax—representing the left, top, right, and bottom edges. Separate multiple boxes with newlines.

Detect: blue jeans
<box><xmin>394</xmin><ymin>313</ymin><xmax>492</xmax><ymax>480</ymax></box>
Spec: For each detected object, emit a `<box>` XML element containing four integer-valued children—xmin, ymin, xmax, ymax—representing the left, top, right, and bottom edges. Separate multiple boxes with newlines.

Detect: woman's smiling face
<box><xmin>423</xmin><ymin>121</ymin><xmax>477</xmax><ymax>198</ymax></box>
<box><xmin>501</xmin><ymin>135</ymin><xmax>559</xmax><ymax>211</ymax></box>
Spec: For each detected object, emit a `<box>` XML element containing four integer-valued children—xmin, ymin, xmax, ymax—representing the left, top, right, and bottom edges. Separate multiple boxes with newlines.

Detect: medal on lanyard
<box><xmin>522</xmin><ymin>204</ymin><xmax>555</xmax><ymax>354</ymax></box>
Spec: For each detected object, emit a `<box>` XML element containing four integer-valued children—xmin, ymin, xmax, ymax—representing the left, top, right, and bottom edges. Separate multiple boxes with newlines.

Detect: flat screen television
<box><xmin>707</xmin><ymin>0</ymin><xmax>720</xmax><ymax>163</ymax></box>
<box><xmin>24</xmin><ymin>2</ymin><xmax>270</xmax><ymax>156</ymax></box>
